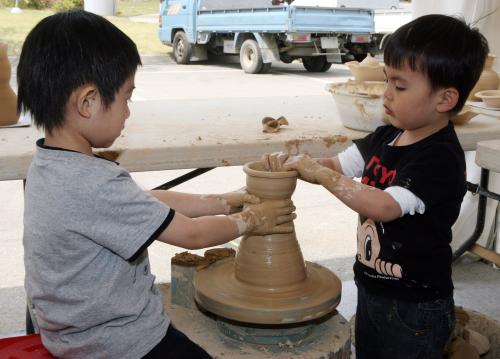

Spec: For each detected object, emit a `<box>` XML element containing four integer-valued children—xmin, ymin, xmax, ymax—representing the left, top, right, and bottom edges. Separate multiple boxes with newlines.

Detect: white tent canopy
<box><xmin>413</xmin><ymin>0</ymin><xmax>500</xmax><ymax>71</ymax></box>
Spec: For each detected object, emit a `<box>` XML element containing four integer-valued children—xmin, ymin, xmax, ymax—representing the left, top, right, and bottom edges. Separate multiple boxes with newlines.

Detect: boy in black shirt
<box><xmin>262</xmin><ymin>15</ymin><xmax>488</xmax><ymax>359</ymax></box>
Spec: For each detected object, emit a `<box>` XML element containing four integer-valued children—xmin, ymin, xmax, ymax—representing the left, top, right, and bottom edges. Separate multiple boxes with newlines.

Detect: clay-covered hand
<box><xmin>280</xmin><ymin>154</ymin><xmax>326</xmax><ymax>184</ymax></box>
<box><xmin>261</xmin><ymin>152</ymin><xmax>290</xmax><ymax>172</ymax></box>
<box><xmin>205</xmin><ymin>188</ymin><xmax>260</xmax><ymax>214</ymax></box>
<box><xmin>230</xmin><ymin>199</ymin><xmax>296</xmax><ymax>235</ymax></box>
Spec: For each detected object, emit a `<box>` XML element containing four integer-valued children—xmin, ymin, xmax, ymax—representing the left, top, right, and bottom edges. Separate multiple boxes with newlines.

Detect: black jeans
<box><xmin>355</xmin><ymin>282</ymin><xmax>455</xmax><ymax>359</ymax></box>
<box><xmin>142</xmin><ymin>324</ymin><xmax>212</xmax><ymax>359</ymax></box>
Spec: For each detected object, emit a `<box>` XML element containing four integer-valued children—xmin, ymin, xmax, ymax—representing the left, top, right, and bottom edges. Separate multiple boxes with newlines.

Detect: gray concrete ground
<box><xmin>1</xmin><ymin>57</ymin><xmax>499</xmax><ymax>342</ymax></box>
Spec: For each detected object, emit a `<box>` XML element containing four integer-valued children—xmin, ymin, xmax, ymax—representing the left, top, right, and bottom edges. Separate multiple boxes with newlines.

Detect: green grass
<box><xmin>0</xmin><ymin>2</ymin><xmax>170</xmax><ymax>56</ymax></box>
<box><xmin>115</xmin><ymin>0</ymin><xmax>159</xmax><ymax>17</ymax></box>
<box><xmin>0</xmin><ymin>9</ymin><xmax>53</xmax><ymax>56</ymax></box>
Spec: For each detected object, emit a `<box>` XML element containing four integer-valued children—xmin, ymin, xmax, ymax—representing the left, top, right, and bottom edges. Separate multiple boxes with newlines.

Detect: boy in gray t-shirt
<box><xmin>18</xmin><ymin>11</ymin><xmax>295</xmax><ymax>359</ymax></box>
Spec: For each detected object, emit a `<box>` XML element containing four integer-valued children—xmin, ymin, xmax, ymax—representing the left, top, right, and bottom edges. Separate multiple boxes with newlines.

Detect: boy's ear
<box><xmin>76</xmin><ymin>85</ymin><xmax>98</xmax><ymax>118</ymax></box>
<box><xmin>436</xmin><ymin>87</ymin><xmax>459</xmax><ymax>113</ymax></box>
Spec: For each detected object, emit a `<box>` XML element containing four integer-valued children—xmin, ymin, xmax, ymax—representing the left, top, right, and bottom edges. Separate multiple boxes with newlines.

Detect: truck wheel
<box><xmin>240</xmin><ymin>39</ymin><xmax>263</xmax><ymax>74</ymax></box>
<box><xmin>302</xmin><ymin>56</ymin><xmax>330</xmax><ymax>72</ymax></box>
<box><xmin>173</xmin><ymin>31</ymin><xmax>191</xmax><ymax>64</ymax></box>
<box><xmin>260</xmin><ymin>62</ymin><xmax>272</xmax><ymax>74</ymax></box>
<box><xmin>280</xmin><ymin>54</ymin><xmax>294</xmax><ymax>64</ymax></box>
<box><xmin>321</xmin><ymin>61</ymin><xmax>333</xmax><ymax>72</ymax></box>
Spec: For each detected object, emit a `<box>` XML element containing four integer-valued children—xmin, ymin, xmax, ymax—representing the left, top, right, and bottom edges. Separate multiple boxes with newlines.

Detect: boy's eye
<box><xmin>395</xmin><ymin>86</ymin><xmax>405</xmax><ymax>91</ymax></box>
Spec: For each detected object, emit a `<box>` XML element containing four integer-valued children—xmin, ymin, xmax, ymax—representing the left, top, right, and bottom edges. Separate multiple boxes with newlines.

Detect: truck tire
<box><xmin>280</xmin><ymin>54</ymin><xmax>294</xmax><ymax>64</ymax></box>
<box><xmin>240</xmin><ymin>39</ymin><xmax>263</xmax><ymax>74</ymax></box>
<box><xmin>302</xmin><ymin>56</ymin><xmax>331</xmax><ymax>72</ymax></box>
<box><xmin>173</xmin><ymin>31</ymin><xmax>191</xmax><ymax>64</ymax></box>
<box><xmin>321</xmin><ymin>61</ymin><xmax>333</xmax><ymax>72</ymax></box>
<box><xmin>260</xmin><ymin>62</ymin><xmax>272</xmax><ymax>74</ymax></box>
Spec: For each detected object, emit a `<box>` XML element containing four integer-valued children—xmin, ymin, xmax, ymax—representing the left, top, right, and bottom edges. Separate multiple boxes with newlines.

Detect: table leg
<box><xmin>153</xmin><ymin>168</ymin><xmax>214</xmax><ymax>190</ymax></box>
<box><xmin>452</xmin><ymin>169</ymin><xmax>492</xmax><ymax>262</ymax></box>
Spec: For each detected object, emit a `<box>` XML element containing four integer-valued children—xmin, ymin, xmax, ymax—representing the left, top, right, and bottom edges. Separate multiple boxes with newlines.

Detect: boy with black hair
<box><xmin>19</xmin><ymin>10</ymin><xmax>295</xmax><ymax>359</ymax></box>
<box><xmin>263</xmin><ymin>14</ymin><xmax>489</xmax><ymax>358</ymax></box>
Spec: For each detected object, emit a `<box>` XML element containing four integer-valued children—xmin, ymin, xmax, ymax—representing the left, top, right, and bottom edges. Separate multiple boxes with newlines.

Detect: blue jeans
<box><xmin>355</xmin><ymin>282</ymin><xmax>455</xmax><ymax>359</ymax></box>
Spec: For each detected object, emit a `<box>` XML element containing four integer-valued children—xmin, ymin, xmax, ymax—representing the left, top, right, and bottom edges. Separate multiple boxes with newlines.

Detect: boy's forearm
<box><xmin>157</xmin><ymin>214</ymin><xmax>239</xmax><ymax>249</ymax></box>
<box><xmin>188</xmin><ymin>216</ymin><xmax>240</xmax><ymax>248</ymax></box>
<box><xmin>316</xmin><ymin>170</ymin><xmax>401</xmax><ymax>222</ymax></box>
<box><xmin>149</xmin><ymin>190</ymin><xmax>226</xmax><ymax>217</ymax></box>
<box><xmin>317</xmin><ymin>156</ymin><xmax>344</xmax><ymax>174</ymax></box>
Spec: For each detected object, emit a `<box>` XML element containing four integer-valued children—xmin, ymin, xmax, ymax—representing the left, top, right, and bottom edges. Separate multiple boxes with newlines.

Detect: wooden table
<box><xmin>1</xmin><ymin>97</ymin><xmax>500</xmax><ymax>181</ymax></box>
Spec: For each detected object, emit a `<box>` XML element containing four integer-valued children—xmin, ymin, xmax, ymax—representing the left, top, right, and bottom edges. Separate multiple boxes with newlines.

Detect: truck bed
<box><xmin>196</xmin><ymin>6</ymin><xmax>374</xmax><ymax>34</ymax></box>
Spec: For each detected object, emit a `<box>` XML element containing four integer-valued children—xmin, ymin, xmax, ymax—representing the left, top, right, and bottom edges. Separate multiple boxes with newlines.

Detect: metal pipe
<box><xmin>452</xmin><ymin>168</ymin><xmax>490</xmax><ymax>262</ymax></box>
<box><xmin>153</xmin><ymin>167</ymin><xmax>214</xmax><ymax>190</ymax></box>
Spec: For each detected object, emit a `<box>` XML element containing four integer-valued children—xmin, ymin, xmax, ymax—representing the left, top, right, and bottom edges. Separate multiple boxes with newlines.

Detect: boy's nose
<box><xmin>383</xmin><ymin>86</ymin><xmax>392</xmax><ymax>101</ymax></box>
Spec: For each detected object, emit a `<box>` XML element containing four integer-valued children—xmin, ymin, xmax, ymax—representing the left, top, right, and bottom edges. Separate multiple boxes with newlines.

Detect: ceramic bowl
<box><xmin>451</xmin><ymin>105</ymin><xmax>478</xmax><ymax>125</ymax></box>
<box><xmin>326</xmin><ymin>80</ymin><xmax>388</xmax><ymax>132</ymax></box>
<box><xmin>475</xmin><ymin>90</ymin><xmax>500</xmax><ymax>108</ymax></box>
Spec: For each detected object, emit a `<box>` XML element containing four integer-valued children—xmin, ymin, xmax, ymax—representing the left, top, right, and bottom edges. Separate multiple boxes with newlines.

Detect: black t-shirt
<box><xmin>353</xmin><ymin>122</ymin><xmax>467</xmax><ymax>301</ymax></box>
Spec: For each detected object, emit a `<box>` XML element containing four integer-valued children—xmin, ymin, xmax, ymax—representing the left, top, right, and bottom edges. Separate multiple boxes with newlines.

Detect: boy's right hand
<box><xmin>230</xmin><ymin>199</ymin><xmax>296</xmax><ymax>235</ymax></box>
<box><xmin>262</xmin><ymin>152</ymin><xmax>329</xmax><ymax>184</ymax></box>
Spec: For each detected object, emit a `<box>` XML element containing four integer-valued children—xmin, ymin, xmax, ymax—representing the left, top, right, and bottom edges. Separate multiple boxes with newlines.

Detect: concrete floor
<box><xmin>1</xmin><ymin>57</ymin><xmax>499</xmax><ymax>341</ymax></box>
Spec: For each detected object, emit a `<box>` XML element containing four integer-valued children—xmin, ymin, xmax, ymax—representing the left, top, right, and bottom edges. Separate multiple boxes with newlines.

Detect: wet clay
<box><xmin>172</xmin><ymin>252</ymin><xmax>210</xmax><ymax>267</ymax></box>
<box><xmin>262</xmin><ymin>116</ymin><xmax>289</xmax><ymax>133</ymax></box>
<box><xmin>285</xmin><ymin>134</ymin><xmax>347</xmax><ymax>155</ymax></box>
<box><xmin>172</xmin><ymin>248</ymin><xmax>235</xmax><ymax>268</ymax></box>
<box><xmin>194</xmin><ymin>161</ymin><xmax>341</xmax><ymax>325</ymax></box>
<box><xmin>98</xmin><ymin>150</ymin><xmax>122</xmax><ymax>162</ymax></box>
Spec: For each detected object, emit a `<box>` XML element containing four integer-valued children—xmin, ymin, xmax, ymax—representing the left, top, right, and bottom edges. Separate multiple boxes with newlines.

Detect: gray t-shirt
<box><xmin>23</xmin><ymin>139</ymin><xmax>174</xmax><ymax>359</ymax></box>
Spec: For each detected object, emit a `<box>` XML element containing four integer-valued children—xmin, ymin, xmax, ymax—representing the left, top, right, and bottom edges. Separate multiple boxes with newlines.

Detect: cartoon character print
<box><xmin>357</xmin><ymin>216</ymin><xmax>403</xmax><ymax>279</ymax></box>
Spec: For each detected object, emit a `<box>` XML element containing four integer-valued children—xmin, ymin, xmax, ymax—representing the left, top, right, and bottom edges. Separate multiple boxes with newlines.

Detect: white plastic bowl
<box><xmin>326</xmin><ymin>81</ymin><xmax>388</xmax><ymax>132</ymax></box>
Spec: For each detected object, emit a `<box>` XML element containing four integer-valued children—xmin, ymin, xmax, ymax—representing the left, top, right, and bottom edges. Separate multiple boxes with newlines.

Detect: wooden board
<box><xmin>1</xmin><ymin>97</ymin><xmax>500</xmax><ymax>181</ymax></box>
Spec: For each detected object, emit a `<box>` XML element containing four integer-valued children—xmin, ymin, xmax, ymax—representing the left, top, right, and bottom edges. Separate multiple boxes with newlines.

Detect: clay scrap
<box><xmin>445</xmin><ymin>306</ymin><xmax>491</xmax><ymax>358</ymax></box>
<box><xmin>262</xmin><ymin>116</ymin><xmax>289</xmax><ymax>133</ymax></box>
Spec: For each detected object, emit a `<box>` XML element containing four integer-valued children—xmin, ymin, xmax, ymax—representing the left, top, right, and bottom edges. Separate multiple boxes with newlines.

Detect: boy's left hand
<box><xmin>207</xmin><ymin>188</ymin><xmax>260</xmax><ymax>214</ymax></box>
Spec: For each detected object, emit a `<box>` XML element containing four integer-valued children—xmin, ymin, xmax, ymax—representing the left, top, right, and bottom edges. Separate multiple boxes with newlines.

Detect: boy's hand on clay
<box><xmin>230</xmin><ymin>199</ymin><xmax>296</xmax><ymax>235</ymax></box>
<box><xmin>205</xmin><ymin>188</ymin><xmax>260</xmax><ymax>214</ymax></box>
<box><xmin>261</xmin><ymin>152</ymin><xmax>290</xmax><ymax>172</ymax></box>
<box><xmin>281</xmin><ymin>154</ymin><xmax>324</xmax><ymax>184</ymax></box>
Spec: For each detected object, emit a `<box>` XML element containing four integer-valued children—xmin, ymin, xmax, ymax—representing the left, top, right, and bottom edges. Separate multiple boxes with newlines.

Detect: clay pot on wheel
<box><xmin>0</xmin><ymin>43</ymin><xmax>19</xmax><ymax>126</ymax></box>
<box><xmin>194</xmin><ymin>161</ymin><xmax>342</xmax><ymax>325</ymax></box>
<box><xmin>468</xmin><ymin>54</ymin><xmax>500</xmax><ymax>101</ymax></box>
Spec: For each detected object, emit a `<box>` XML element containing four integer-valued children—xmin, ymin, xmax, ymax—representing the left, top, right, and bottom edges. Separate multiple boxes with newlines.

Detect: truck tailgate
<box><xmin>197</xmin><ymin>7</ymin><xmax>289</xmax><ymax>33</ymax></box>
<box><xmin>196</xmin><ymin>6</ymin><xmax>373</xmax><ymax>34</ymax></box>
<box><xmin>291</xmin><ymin>6</ymin><xmax>374</xmax><ymax>33</ymax></box>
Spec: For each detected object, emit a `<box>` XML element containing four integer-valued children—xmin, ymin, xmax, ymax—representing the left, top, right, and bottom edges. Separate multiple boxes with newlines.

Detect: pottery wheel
<box><xmin>194</xmin><ymin>257</ymin><xmax>341</xmax><ymax>325</ymax></box>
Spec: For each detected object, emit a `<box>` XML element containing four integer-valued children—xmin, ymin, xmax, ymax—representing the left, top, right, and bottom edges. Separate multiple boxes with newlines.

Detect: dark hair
<box><xmin>17</xmin><ymin>10</ymin><xmax>141</xmax><ymax>133</ymax></box>
<box><xmin>383</xmin><ymin>14</ymin><xmax>489</xmax><ymax>114</ymax></box>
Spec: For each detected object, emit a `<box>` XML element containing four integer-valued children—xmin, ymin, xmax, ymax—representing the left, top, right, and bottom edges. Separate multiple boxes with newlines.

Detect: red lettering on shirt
<box><xmin>364</xmin><ymin>155</ymin><xmax>397</xmax><ymax>187</ymax></box>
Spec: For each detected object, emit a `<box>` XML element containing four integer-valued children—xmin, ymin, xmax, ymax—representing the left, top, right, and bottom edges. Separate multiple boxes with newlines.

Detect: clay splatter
<box><xmin>99</xmin><ymin>150</ymin><xmax>122</xmax><ymax>161</ymax></box>
<box><xmin>321</xmin><ymin>135</ymin><xmax>348</xmax><ymax>148</ymax></box>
